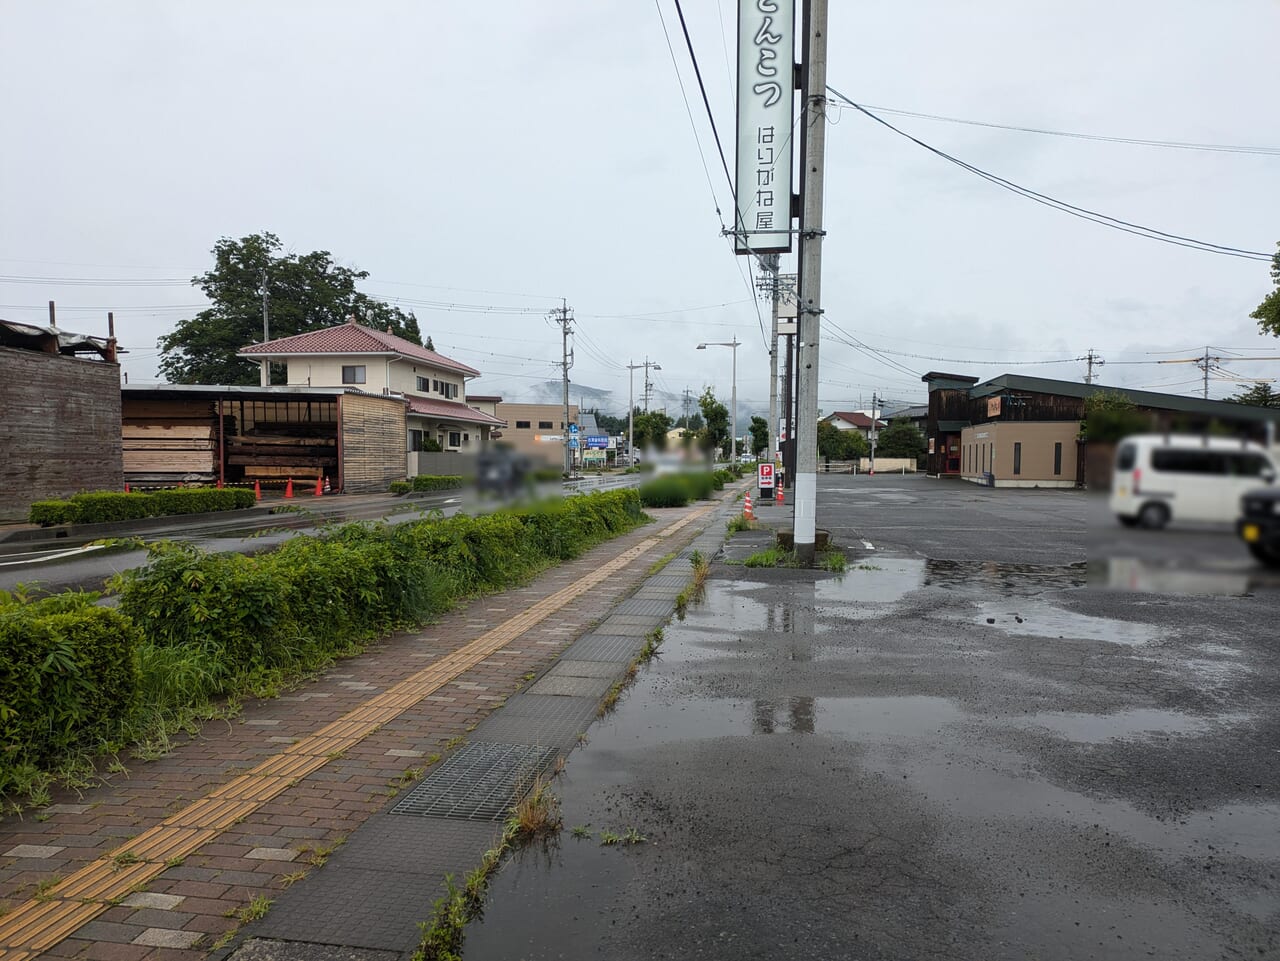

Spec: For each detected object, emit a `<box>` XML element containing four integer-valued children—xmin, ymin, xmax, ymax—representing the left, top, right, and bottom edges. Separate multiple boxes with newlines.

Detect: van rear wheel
<box><xmin>1248</xmin><ymin>543</ymin><xmax>1280</xmax><ymax>568</ymax></box>
<box><xmin>1138</xmin><ymin>502</ymin><xmax>1170</xmax><ymax>530</ymax></box>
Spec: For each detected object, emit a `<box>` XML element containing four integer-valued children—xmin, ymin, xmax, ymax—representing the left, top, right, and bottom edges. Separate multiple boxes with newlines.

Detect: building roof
<box><xmin>406</xmin><ymin>395</ymin><xmax>505</xmax><ymax>427</ymax></box>
<box><xmin>122</xmin><ymin>383</ymin><xmax>398</xmax><ymax>400</ymax></box>
<box><xmin>1</xmin><ymin>318</ymin><xmax>116</xmax><ymax>359</ymax></box>
<box><xmin>465</xmin><ymin>394</ymin><xmax>503</xmax><ymax>403</ymax></box>
<box><xmin>238</xmin><ymin>321</ymin><xmax>480</xmax><ymax>377</ymax></box>
<box><xmin>885</xmin><ymin>404</ymin><xmax>929</xmax><ymax>420</ymax></box>
<box><xmin>972</xmin><ymin>373</ymin><xmax>1280</xmax><ymax>424</ymax></box>
<box><xmin>825</xmin><ymin>411</ymin><xmax>887</xmax><ymax>430</ymax></box>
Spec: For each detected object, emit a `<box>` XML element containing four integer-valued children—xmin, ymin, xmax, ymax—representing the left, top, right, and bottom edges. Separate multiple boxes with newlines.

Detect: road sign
<box><xmin>757</xmin><ymin>462</ymin><xmax>775</xmax><ymax>489</ymax></box>
<box><xmin>585</xmin><ymin>435</ymin><xmax>609</xmax><ymax>449</ymax></box>
<box><xmin>569</xmin><ymin>438</ymin><xmax>579</xmax><ymax>449</ymax></box>
<box><xmin>569</xmin><ymin>423</ymin><xmax>579</xmax><ymax>434</ymax></box>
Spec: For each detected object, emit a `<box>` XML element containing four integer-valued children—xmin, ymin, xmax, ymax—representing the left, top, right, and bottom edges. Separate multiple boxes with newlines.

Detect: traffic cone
<box><xmin>217</xmin><ymin>477</ymin><xmax>223</xmax><ymax>489</ymax></box>
<box><xmin>323</xmin><ymin>475</ymin><xmax>331</xmax><ymax>494</ymax></box>
<box><xmin>775</xmin><ymin>485</ymin><xmax>784</xmax><ymax>504</ymax></box>
<box><xmin>254</xmin><ymin>480</ymin><xmax>261</xmax><ymax>501</ymax></box>
<box><xmin>124</xmin><ymin>483</ymin><xmax>131</xmax><ymax>493</ymax></box>
<box><xmin>313</xmin><ymin>476</ymin><xmax>324</xmax><ymax>496</ymax></box>
<box><xmin>743</xmin><ymin>492</ymin><xmax>754</xmax><ymax>520</ymax></box>
<box><xmin>284</xmin><ymin>478</ymin><xmax>294</xmax><ymax>499</ymax></box>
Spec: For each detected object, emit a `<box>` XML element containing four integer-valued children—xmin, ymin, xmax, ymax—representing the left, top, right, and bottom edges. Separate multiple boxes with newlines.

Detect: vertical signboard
<box><xmin>736</xmin><ymin>0</ymin><xmax>795</xmax><ymax>254</ymax></box>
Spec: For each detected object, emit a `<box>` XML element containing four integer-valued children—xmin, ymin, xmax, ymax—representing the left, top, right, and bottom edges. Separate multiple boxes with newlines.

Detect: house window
<box><xmin>1013</xmin><ymin>442</ymin><xmax>1022</xmax><ymax>475</ymax></box>
<box><xmin>408</xmin><ymin>429</ymin><xmax>424</xmax><ymax>452</ymax></box>
<box><xmin>1054</xmin><ymin>442</ymin><xmax>1063</xmax><ymax>476</ymax></box>
<box><xmin>417</xmin><ymin>376</ymin><xmax>429</xmax><ymax>392</ymax></box>
<box><xmin>448</xmin><ymin>431</ymin><xmax>462</xmax><ymax>448</ymax></box>
<box><xmin>432</xmin><ymin>379</ymin><xmax>440</xmax><ymax>392</ymax></box>
<box><xmin>538</xmin><ymin>420</ymin><xmax>553</xmax><ymax>429</ymax></box>
<box><xmin>341</xmin><ymin>365</ymin><xmax>366</xmax><ymax>384</ymax></box>
<box><xmin>516</xmin><ymin>420</ymin><xmax>531</xmax><ymax>429</ymax></box>
<box><xmin>463</xmin><ymin>433</ymin><xmax>469</xmax><ymax>443</ymax></box>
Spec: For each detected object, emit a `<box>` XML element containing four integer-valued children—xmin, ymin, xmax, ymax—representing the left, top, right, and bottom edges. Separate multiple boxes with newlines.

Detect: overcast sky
<box><xmin>3</xmin><ymin>1</ymin><xmax>1277</xmax><ymax>420</ymax></box>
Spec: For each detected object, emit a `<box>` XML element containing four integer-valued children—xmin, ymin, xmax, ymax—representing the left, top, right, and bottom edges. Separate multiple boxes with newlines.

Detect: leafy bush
<box><xmin>531</xmin><ymin>467</ymin><xmax>565</xmax><ymax>483</ymax></box>
<box><xmin>148</xmin><ymin>487</ymin><xmax>256</xmax><ymax>515</ymax></box>
<box><xmin>638</xmin><ymin>476</ymin><xmax>692</xmax><ymax>508</ymax></box>
<box><xmin>28</xmin><ymin>487</ymin><xmax>255</xmax><ymax>526</ymax></box>
<box><xmin>411</xmin><ymin>475</ymin><xmax>464</xmax><ymax>492</ymax></box>
<box><xmin>684</xmin><ymin>472</ymin><xmax>716</xmax><ymax>501</ymax></box>
<box><xmin>0</xmin><ymin>592</ymin><xmax>142</xmax><ymax>793</ymax></box>
<box><xmin>389</xmin><ymin>480</ymin><xmax>413</xmax><ymax>494</ymax></box>
<box><xmin>28</xmin><ymin>500</ymin><xmax>79</xmax><ymax>526</ymax></box>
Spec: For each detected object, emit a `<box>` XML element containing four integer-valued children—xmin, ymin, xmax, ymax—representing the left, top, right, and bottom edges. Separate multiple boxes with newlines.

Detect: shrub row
<box><xmin>0</xmin><ymin>593</ymin><xmax>143</xmax><ymax>783</ymax></box>
<box><xmin>637</xmin><ymin>471</ymin><xmax>727</xmax><ymax>508</ymax></box>
<box><xmin>28</xmin><ymin>488</ymin><xmax>257</xmax><ymax>527</ymax></box>
<box><xmin>412</xmin><ymin>474</ymin><xmax>464</xmax><ymax>492</ymax></box>
<box><xmin>1</xmin><ymin>490</ymin><xmax>646</xmax><ymax>799</ymax></box>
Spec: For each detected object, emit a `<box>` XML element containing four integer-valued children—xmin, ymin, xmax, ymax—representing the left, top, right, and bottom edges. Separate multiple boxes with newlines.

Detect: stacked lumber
<box><xmin>123</xmin><ymin>422</ymin><xmax>216</xmax><ymax>483</ymax></box>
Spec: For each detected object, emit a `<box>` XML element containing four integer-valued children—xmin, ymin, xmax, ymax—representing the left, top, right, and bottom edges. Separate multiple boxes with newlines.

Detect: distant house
<box><xmin>821</xmin><ymin>411</ymin><xmax>887</xmax><ymax>442</ymax></box>
<box><xmin>476</xmin><ymin>400</ymin><xmax>581</xmax><ymax>468</ymax></box>
<box><xmin>239</xmin><ymin>319</ymin><xmax>505</xmax><ymax>464</ymax></box>
<box><xmin>883</xmin><ymin>404</ymin><xmax>929</xmax><ymax>435</ymax></box>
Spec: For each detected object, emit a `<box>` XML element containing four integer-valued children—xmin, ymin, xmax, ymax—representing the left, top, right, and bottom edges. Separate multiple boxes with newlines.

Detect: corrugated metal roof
<box><xmin>974</xmin><ymin>374</ymin><xmax>1280</xmax><ymax>423</ymax></box>
<box><xmin>238</xmin><ymin>322</ymin><xmax>480</xmax><ymax>377</ymax></box>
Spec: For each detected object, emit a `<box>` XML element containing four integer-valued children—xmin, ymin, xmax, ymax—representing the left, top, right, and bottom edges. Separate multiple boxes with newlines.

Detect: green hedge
<box><xmin>0</xmin><ymin>593</ymin><xmax>142</xmax><ymax>793</ymax></box>
<box><xmin>27</xmin><ymin>488</ymin><xmax>256</xmax><ymax>526</ymax></box>
<box><xmin>411</xmin><ymin>475</ymin><xmax>464</xmax><ymax>492</ymax></box>
<box><xmin>531</xmin><ymin>467</ymin><xmax>565</xmax><ymax>483</ymax></box>
<box><xmin>389</xmin><ymin>480</ymin><xmax>413</xmax><ymax>494</ymax></box>
<box><xmin>637</xmin><ymin>472</ymin><xmax>727</xmax><ymax>509</ymax></box>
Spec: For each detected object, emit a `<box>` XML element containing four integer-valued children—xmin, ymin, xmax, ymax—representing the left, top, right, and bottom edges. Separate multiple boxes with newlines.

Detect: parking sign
<box><xmin>757</xmin><ymin>462</ymin><xmax>775</xmax><ymax>489</ymax></box>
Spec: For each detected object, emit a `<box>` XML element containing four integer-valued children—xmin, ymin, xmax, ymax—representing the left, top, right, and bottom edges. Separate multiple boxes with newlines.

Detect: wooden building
<box><xmin>122</xmin><ymin>385</ymin><xmax>407</xmax><ymax>494</ymax></box>
<box><xmin>0</xmin><ymin>319</ymin><xmax>122</xmax><ymax>521</ymax></box>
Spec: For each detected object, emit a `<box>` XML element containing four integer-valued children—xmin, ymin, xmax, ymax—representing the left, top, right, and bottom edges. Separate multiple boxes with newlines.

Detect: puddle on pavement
<box><xmin>604</xmin><ymin>693</ymin><xmax>964</xmax><ymax>746</ymax></box>
<box><xmin>973</xmin><ymin>600</ymin><xmax>1162</xmax><ymax>646</ymax></box>
<box><xmin>1088</xmin><ymin>557</ymin><xmax>1280</xmax><ymax>596</ymax></box>
<box><xmin>1009</xmin><ymin>708</ymin><xmax>1252</xmax><ymax>743</ymax></box>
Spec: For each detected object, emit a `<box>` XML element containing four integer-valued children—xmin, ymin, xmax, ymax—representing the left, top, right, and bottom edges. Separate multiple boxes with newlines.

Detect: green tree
<box><xmin>874</xmin><ymin>418</ymin><xmax>927</xmax><ymax>458</ymax></box>
<box><xmin>158</xmin><ymin>232</ymin><xmax>422</xmax><ymax>385</ymax></box>
<box><xmin>1251</xmin><ymin>242</ymin><xmax>1280</xmax><ymax>338</ymax></box>
<box><xmin>1226</xmin><ymin>383</ymin><xmax>1280</xmax><ymax>408</ymax></box>
<box><xmin>818</xmin><ymin>421</ymin><xmax>869</xmax><ymax>460</ymax></box>
<box><xmin>632</xmin><ymin>410</ymin><xmax>673</xmax><ymax>451</ymax></box>
<box><xmin>587</xmin><ymin>410</ymin><xmax>627</xmax><ymax>433</ymax></box>
<box><xmin>1082</xmin><ymin>391</ymin><xmax>1149</xmax><ymax>442</ymax></box>
<box><xmin>748</xmin><ymin>416</ymin><xmax>769</xmax><ymax>456</ymax></box>
<box><xmin>425</xmin><ymin>335</ymin><xmax>435</xmax><ymax>352</ymax></box>
<box><xmin>697</xmin><ymin>387</ymin><xmax>730</xmax><ymax>457</ymax></box>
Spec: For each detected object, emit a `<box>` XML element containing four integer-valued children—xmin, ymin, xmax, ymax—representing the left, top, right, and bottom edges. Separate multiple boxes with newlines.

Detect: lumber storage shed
<box><xmin>121</xmin><ymin>385</ymin><xmax>407</xmax><ymax>493</ymax></box>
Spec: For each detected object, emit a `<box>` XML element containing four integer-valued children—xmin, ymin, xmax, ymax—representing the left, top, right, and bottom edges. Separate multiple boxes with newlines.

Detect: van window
<box><xmin>1151</xmin><ymin>449</ymin><xmax>1225</xmax><ymax>474</ymax></box>
<box><xmin>1115</xmin><ymin>443</ymin><xmax>1137</xmax><ymax>471</ymax></box>
<box><xmin>1227</xmin><ymin>453</ymin><xmax>1271</xmax><ymax>477</ymax></box>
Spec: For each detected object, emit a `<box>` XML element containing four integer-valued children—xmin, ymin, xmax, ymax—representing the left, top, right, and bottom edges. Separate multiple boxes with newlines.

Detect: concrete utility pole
<box><xmin>794</xmin><ymin>0</ymin><xmax>830</xmax><ymax>566</ymax></box>
<box><xmin>259</xmin><ymin>269</ymin><xmax>270</xmax><ymax>387</ymax></box>
<box><xmin>1084</xmin><ymin>348</ymin><xmax>1105</xmax><ymax>385</ymax></box>
<box><xmin>697</xmin><ymin>339</ymin><xmax>741</xmax><ymax>463</ymax></box>
<box><xmin>643</xmin><ymin>357</ymin><xmax>658</xmax><ymax>413</ymax></box>
<box><xmin>627</xmin><ymin>359</ymin><xmax>661</xmax><ymax>464</ymax></box>
<box><xmin>868</xmin><ymin>392</ymin><xmax>878</xmax><ymax>475</ymax></box>
<box><xmin>759</xmin><ymin>254</ymin><xmax>782</xmax><ymax>462</ymax></box>
<box><xmin>554</xmin><ymin>301</ymin><xmax>574</xmax><ymax>475</ymax></box>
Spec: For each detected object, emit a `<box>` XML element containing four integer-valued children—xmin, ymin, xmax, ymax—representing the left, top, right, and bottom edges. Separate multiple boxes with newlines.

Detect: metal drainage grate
<box><xmin>391</xmin><ymin>742</ymin><xmax>558</xmax><ymax>821</ymax></box>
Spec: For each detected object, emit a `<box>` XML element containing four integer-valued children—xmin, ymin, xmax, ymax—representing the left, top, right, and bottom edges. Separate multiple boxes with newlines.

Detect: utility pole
<box><xmin>1203</xmin><ymin>346</ymin><xmax>1211</xmax><ymax>400</ymax></box>
<box><xmin>643</xmin><ymin>357</ymin><xmax>656</xmax><ymax>413</ymax></box>
<box><xmin>260</xmin><ymin>269</ymin><xmax>270</xmax><ymax>387</ymax></box>
<box><xmin>758</xmin><ymin>254</ymin><xmax>782</xmax><ymax>463</ymax></box>
<box><xmin>627</xmin><ymin>359</ymin><xmax>661</xmax><ymax>464</ymax></box>
<box><xmin>868</xmin><ymin>392</ymin><xmax>878</xmax><ymax>475</ymax></box>
<box><xmin>1084</xmin><ymin>348</ymin><xmax>1105</xmax><ymax>385</ymax></box>
<box><xmin>682</xmin><ymin>387</ymin><xmax>693</xmax><ymax>428</ymax></box>
<box><xmin>553</xmin><ymin>300</ymin><xmax>574</xmax><ymax>476</ymax></box>
<box><xmin>794</xmin><ymin>0</ymin><xmax>830</xmax><ymax>566</ymax></box>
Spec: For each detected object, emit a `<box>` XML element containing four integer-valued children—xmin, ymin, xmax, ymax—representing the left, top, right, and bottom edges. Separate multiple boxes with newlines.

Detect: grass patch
<box><xmin>600</xmin><ymin>827</ymin><xmax>646</xmax><ymax>846</ymax></box>
<box><xmin>647</xmin><ymin>551</ymin><xmax>678</xmax><ymax>575</ymax></box>
<box><xmin>506</xmin><ymin>774</ymin><xmax>562</xmax><ymax>843</ymax></box>
<box><xmin>725</xmin><ymin>515</ymin><xmax>755</xmax><ymax>536</ymax></box>
<box><xmin>821</xmin><ymin>550</ymin><xmax>847</xmax><ymax>574</ymax></box>
<box><xmin>743</xmin><ymin>547</ymin><xmax>790</xmax><ymax>568</ymax></box>
<box><xmin>674</xmin><ymin>550</ymin><xmax>710</xmax><ymax>617</ymax></box>
<box><xmin>236</xmin><ymin>895</ymin><xmax>272</xmax><ymax>923</ymax></box>
<box><xmin>637</xmin><ymin>627</ymin><xmax>664</xmax><ymax>664</ymax></box>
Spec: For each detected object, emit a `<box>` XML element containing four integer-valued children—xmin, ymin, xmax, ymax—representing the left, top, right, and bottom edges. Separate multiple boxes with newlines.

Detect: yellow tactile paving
<box><xmin>0</xmin><ymin>500</ymin><xmax>721</xmax><ymax>957</ymax></box>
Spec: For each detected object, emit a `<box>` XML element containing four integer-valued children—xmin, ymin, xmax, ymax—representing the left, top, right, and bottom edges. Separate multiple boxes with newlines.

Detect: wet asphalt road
<box><xmin>464</xmin><ymin>475</ymin><xmax>1280</xmax><ymax>960</ymax></box>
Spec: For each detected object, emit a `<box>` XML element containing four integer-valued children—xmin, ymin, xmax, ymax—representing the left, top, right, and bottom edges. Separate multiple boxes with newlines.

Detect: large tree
<box><xmin>818</xmin><ymin>420</ymin><xmax>869</xmax><ymax>460</ymax></box>
<box><xmin>158</xmin><ymin>232</ymin><xmax>422</xmax><ymax>385</ymax></box>
<box><xmin>748</xmin><ymin>416</ymin><xmax>769</xmax><ymax>456</ymax></box>
<box><xmin>1251</xmin><ymin>242</ymin><xmax>1280</xmax><ymax>338</ymax></box>
<box><xmin>697</xmin><ymin>387</ymin><xmax>730</xmax><ymax>457</ymax></box>
<box><xmin>631</xmin><ymin>410</ymin><xmax>674</xmax><ymax>451</ymax></box>
<box><xmin>1226</xmin><ymin>383</ymin><xmax>1280</xmax><ymax>408</ymax></box>
<box><xmin>874</xmin><ymin>418</ymin><xmax>927</xmax><ymax>458</ymax></box>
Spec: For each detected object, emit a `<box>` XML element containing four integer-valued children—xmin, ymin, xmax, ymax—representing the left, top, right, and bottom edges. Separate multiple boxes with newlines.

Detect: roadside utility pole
<box><xmin>759</xmin><ymin>254</ymin><xmax>781</xmax><ymax>462</ymax></box>
<box><xmin>794</xmin><ymin>0</ymin><xmax>829</xmax><ymax>566</ymax></box>
<box><xmin>1084</xmin><ymin>348</ymin><xmax>1104</xmax><ymax>385</ymax></box>
<box><xmin>554</xmin><ymin>301</ymin><xmax>574</xmax><ymax>475</ymax></box>
<box><xmin>868</xmin><ymin>392</ymin><xmax>878</xmax><ymax>475</ymax></box>
<box><xmin>260</xmin><ymin>268</ymin><xmax>270</xmax><ymax>387</ymax></box>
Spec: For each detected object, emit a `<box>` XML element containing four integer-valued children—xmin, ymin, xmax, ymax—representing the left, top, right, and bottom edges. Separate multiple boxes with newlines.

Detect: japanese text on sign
<box><xmin>735</xmin><ymin>0</ymin><xmax>794</xmax><ymax>254</ymax></box>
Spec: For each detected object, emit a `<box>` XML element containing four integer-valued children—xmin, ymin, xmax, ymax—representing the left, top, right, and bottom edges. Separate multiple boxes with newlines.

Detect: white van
<box><xmin>1110</xmin><ymin>434</ymin><xmax>1277</xmax><ymax>529</ymax></box>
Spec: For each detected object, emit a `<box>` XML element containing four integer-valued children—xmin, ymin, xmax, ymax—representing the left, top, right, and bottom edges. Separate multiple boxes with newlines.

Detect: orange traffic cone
<box><xmin>254</xmin><ymin>480</ymin><xmax>262</xmax><ymax>501</ymax></box>
<box><xmin>284</xmin><ymin>478</ymin><xmax>294</xmax><ymax>499</ymax></box>
<box><xmin>743</xmin><ymin>492</ymin><xmax>754</xmax><ymax>520</ymax></box>
<box><xmin>323</xmin><ymin>475</ymin><xmax>331</xmax><ymax>494</ymax></box>
<box><xmin>775</xmin><ymin>485</ymin><xmax>784</xmax><ymax>504</ymax></box>
<box><xmin>313</xmin><ymin>476</ymin><xmax>324</xmax><ymax>496</ymax></box>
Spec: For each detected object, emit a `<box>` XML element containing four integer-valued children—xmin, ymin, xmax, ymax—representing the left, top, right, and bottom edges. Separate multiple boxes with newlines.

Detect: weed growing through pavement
<box><xmin>855</xmin><ymin>563</ymin><xmax>882</xmax><ymax>571</ymax></box>
<box><xmin>280</xmin><ymin>870</ymin><xmax>308</xmax><ymax>888</ymax></box>
<box><xmin>110</xmin><ymin>851</ymin><xmax>139</xmax><ymax>870</ymax></box>
<box><xmin>638</xmin><ymin>627</ymin><xmax>664</xmax><ymax>664</ymax></box>
<box><xmin>647</xmin><ymin>551</ymin><xmax>678</xmax><ymax>575</ymax></box>
<box><xmin>725</xmin><ymin>515</ymin><xmax>755</xmax><ymax>536</ymax></box>
<box><xmin>674</xmin><ymin>552</ymin><xmax>711</xmax><ymax>617</ymax></box>
<box><xmin>506</xmin><ymin>774</ymin><xmax>563</xmax><ymax>843</ymax></box>
<box><xmin>210</xmin><ymin>928</ymin><xmax>238</xmax><ymax>951</ymax></box>
<box><xmin>822</xmin><ymin>550</ymin><xmax>847</xmax><ymax>574</ymax></box>
<box><xmin>31</xmin><ymin>875</ymin><xmax>61</xmax><ymax>900</ymax></box>
<box><xmin>599</xmin><ymin>827</ymin><xmax>646</xmax><ymax>846</ymax></box>
<box><xmin>237</xmin><ymin>895</ymin><xmax>273</xmax><ymax>922</ymax></box>
<box><xmin>571</xmin><ymin>825</ymin><xmax>591</xmax><ymax>839</ymax></box>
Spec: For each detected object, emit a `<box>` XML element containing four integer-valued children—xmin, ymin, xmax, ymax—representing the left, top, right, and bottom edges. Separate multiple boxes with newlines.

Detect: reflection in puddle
<box><xmin>1011</xmin><ymin>708</ymin><xmax>1252</xmax><ymax>743</ymax></box>
<box><xmin>608</xmin><ymin>694</ymin><xmax>964</xmax><ymax>746</ymax></box>
<box><xmin>974</xmin><ymin>600</ymin><xmax>1162</xmax><ymax>646</ymax></box>
<box><xmin>1089</xmin><ymin>557</ymin><xmax>1275</xmax><ymax>595</ymax></box>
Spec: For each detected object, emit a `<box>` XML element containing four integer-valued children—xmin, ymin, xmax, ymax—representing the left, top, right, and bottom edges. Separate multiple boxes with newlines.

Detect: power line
<box><xmin>833</xmin><ymin>101</ymin><xmax>1280</xmax><ymax>157</ymax></box>
<box><xmin>826</xmin><ymin>87</ymin><xmax>1272</xmax><ymax>262</ymax></box>
<box><xmin>671</xmin><ymin>0</ymin><xmax>735</xmax><ymax>198</ymax></box>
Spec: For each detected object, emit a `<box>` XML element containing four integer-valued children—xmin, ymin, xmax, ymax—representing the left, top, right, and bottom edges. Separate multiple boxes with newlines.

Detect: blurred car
<box><xmin>1237</xmin><ymin>487</ymin><xmax>1280</xmax><ymax>568</ymax></box>
<box><xmin>1109</xmin><ymin>434</ymin><xmax>1277</xmax><ymax>529</ymax></box>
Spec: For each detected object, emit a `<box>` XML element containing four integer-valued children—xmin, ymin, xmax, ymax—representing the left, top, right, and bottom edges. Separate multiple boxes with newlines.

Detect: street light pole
<box><xmin>626</xmin><ymin>360</ymin><xmax>660</xmax><ymax>465</ymax></box>
<box><xmin>697</xmin><ymin>338</ymin><xmax>740</xmax><ymax>463</ymax></box>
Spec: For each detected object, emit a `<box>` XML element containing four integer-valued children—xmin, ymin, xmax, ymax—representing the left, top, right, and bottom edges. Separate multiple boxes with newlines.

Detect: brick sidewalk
<box><xmin>0</xmin><ymin>494</ymin><xmax>734</xmax><ymax>960</ymax></box>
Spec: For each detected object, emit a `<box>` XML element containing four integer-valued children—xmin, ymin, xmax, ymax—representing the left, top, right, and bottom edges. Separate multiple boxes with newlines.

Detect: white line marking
<box><xmin>861</xmin><ymin>540</ymin><xmax>875</xmax><ymax>550</ymax></box>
